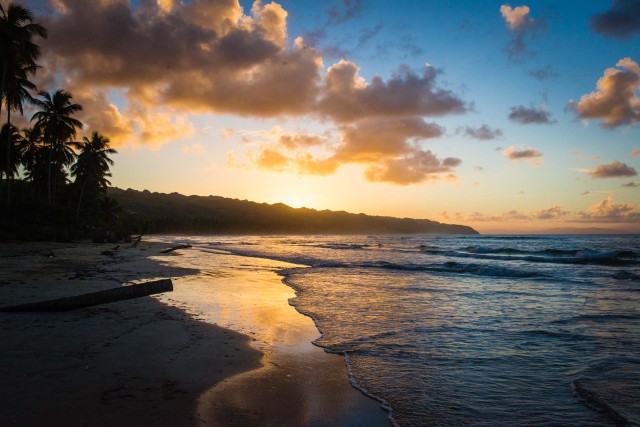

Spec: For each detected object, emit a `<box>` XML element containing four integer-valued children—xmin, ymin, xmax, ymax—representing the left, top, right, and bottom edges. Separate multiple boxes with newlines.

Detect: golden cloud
<box><xmin>503</xmin><ymin>146</ymin><xmax>543</xmax><ymax>165</ymax></box>
<box><xmin>246</xmin><ymin>117</ymin><xmax>459</xmax><ymax>184</ymax></box>
<box><xmin>570</xmin><ymin>57</ymin><xmax>640</xmax><ymax>128</ymax></box>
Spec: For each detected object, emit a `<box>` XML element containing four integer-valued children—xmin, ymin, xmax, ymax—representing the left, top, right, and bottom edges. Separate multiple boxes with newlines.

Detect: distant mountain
<box><xmin>108</xmin><ymin>188</ymin><xmax>479</xmax><ymax>235</ymax></box>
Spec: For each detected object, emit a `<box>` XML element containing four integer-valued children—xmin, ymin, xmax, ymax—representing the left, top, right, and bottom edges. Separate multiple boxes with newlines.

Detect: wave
<box><xmin>419</xmin><ymin>246</ymin><xmax>639</xmax><ymax>266</ymax></box>
<box><xmin>612</xmin><ymin>271</ymin><xmax>640</xmax><ymax>281</ymax></box>
<box><xmin>572</xmin><ymin>361</ymin><xmax>640</xmax><ymax>427</ymax></box>
<box><xmin>361</xmin><ymin>260</ymin><xmax>544</xmax><ymax>279</ymax></box>
<box><xmin>550</xmin><ymin>313</ymin><xmax>640</xmax><ymax>325</ymax></box>
<box><xmin>314</xmin><ymin>243</ymin><xmax>369</xmax><ymax>250</ymax></box>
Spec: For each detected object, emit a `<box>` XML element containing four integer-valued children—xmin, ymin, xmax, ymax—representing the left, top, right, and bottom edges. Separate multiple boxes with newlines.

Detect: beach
<box><xmin>0</xmin><ymin>241</ymin><xmax>389</xmax><ymax>426</ymax></box>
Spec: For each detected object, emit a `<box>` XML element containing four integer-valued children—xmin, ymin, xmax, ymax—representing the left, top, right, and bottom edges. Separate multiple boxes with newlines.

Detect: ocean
<box><xmin>164</xmin><ymin>234</ymin><xmax>640</xmax><ymax>426</ymax></box>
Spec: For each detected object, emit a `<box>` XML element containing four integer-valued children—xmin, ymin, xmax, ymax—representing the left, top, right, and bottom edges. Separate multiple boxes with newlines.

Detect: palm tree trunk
<box><xmin>0</xmin><ymin>62</ymin><xmax>5</xmax><ymax>208</ymax></box>
<box><xmin>47</xmin><ymin>140</ymin><xmax>53</xmax><ymax>205</ymax></box>
<box><xmin>6</xmin><ymin>106</ymin><xmax>11</xmax><ymax>211</ymax></box>
<box><xmin>76</xmin><ymin>176</ymin><xmax>88</xmax><ymax>219</ymax></box>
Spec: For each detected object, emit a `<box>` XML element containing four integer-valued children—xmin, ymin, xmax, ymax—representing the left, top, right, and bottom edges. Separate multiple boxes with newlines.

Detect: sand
<box><xmin>0</xmin><ymin>241</ymin><xmax>390</xmax><ymax>426</ymax></box>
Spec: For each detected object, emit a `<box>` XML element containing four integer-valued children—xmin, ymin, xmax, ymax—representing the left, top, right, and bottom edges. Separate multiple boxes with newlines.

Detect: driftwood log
<box><xmin>0</xmin><ymin>279</ymin><xmax>173</xmax><ymax>312</ymax></box>
<box><xmin>160</xmin><ymin>244</ymin><xmax>192</xmax><ymax>254</ymax></box>
<box><xmin>127</xmin><ymin>235</ymin><xmax>142</xmax><ymax>249</ymax></box>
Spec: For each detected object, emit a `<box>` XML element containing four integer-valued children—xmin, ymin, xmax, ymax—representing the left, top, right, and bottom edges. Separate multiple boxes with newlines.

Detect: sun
<box><xmin>280</xmin><ymin>194</ymin><xmax>315</xmax><ymax>209</ymax></box>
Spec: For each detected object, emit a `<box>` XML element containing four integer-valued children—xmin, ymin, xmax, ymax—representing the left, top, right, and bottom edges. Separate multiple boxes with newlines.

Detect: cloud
<box><xmin>591</xmin><ymin>0</ymin><xmax>640</xmax><ymax>39</ymax></box>
<box><xmin>622</xmin><ymin>181</ymin><xmax>640</xmax><ymax>187</ymax></box>
<box><xmin>467</xmin><ymin>199</ymin><xmax>640</xmax><ymax>224</ymax></box>
<box><xmin>40</xmin><ymin>0</ymin><xmax>323</xmax><ymax>123</ymax></box>
<box><xmin>254</xmin><ymin>148</ymin><xmax>289</xmax><ymax>171</ymax></box>
<box><xmin>508</xmin><ymin>105</ymin><xmax>555</xmax><ymax>124</ymax></box>
<box><xmin>499</xmin><ymin>4</ymin><xmax>542</xmax><ymax>58</ymax></box>
<box><xmin>35</xmin><ymin>0</ymin><xmax>469</xmax><ymax>150</ymax></box>
<box><xmin>67</xmin><ymin>86</ymin><xmax>195</xmax><ymax>148</ymax></box>
<box><xmin>529</xmin><ymin>65</ymin><xmax>558</xmax><ymax>81</ymax></box>
<box><xmin>334</xmin><ymin>117</ymin><xmax>443</xmax><ymax>161</ymax></box>
<box><xmin>569</xmin><ymin>58</ymin><xmax>640</xmax><ymax>129</ymax></box>
<box><xmin>503</xmin><ymin>146</ymin><xmax>543</xmax><ymax>165</ymax></box>
<box><xmin>534</xmin><ymin>205</ymin><xmax>569</xmax><ymax>220</ymax></box>
<box><xmin>500</xmin><ymin>4</ymin><xmax>535</xmax><ymax>31</ymax></box>
<box><xmin>631</xmin><ymin>148</ymin><xmax>640</xmax><ymax>157</ymax></box>
<box><xmin>247</xmin><ymin>117</ymin><xmax>460</xmax><ymax>184</ymax></box>
<box><xmin>357</xmin><ymin>23</ymin><xmax>383</xmax><ymax>49</ymax></box>
<box><xmin>364</xmin><ymin>150</ymin><xmax>461</xmax><ymax>185</ymax></box>
<box><xmin>317</xmin><ymin>61</ymin><xmax>467</xmax><ymax>122</ymax></box>
<box><xmin>327</xmin><ymin>0</ymin><xmax>363</xmax><ymax>25</ymax></box>
<box><xmin>71</xmin><ymin>89</ymin><xmax>135</xmax><ymax>146</ymax></box>
<box><xmin>458</xmin><ymin>124</ymin><xmax>503</xmax><ymax>140</ymax></box>
<box><xmin>578</xmin><ymin>196</ymin><xmax>640</xmax><ymax>222</ymax></box>
<box><xmin>584</xmin><ymin>160</ymin><xmax>638</xmax><ymax>178</ymax></box>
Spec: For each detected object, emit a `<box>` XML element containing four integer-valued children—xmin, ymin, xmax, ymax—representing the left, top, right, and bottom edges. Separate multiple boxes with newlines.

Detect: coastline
<box><xmin>0</xmin><ymin>241</ymin><xmax>389</xmax><ymax>426</ymax></box>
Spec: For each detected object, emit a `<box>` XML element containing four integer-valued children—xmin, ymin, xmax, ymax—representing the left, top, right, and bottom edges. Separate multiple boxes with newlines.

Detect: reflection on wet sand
<box><xmin>156</xmin><ymin>250</ymin><xmax>389</xmax><ymax>426</ymax></box>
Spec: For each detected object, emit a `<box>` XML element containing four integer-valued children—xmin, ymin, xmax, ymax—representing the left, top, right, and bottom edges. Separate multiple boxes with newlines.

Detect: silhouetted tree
<box><xmin>0</xmin><ymin>123</ymin><xmax>23</xmax><ymax>181</ymax></box>
<box><xmin>31</xmin><ymin>89</ymin><xmax>82</xmax><ymax>204</ymax></box>
<box><xmin>71</xmin><ymin>132</ymin><xmax>116</xmax><ymax>217</ymax></box>
<box><xmin>0</xmin><ymin>3</ymin><xmax>47</xmax><ymax>209</ymax></box>
<box><xmin>19</xmin><ymin>126</ymin><xmax>47</xmax><ymax>197</ymax></box>
<box><xmin>100</xmin><ymin>196</ymin><xmax>122</xmax><ymax>227</ymax></box>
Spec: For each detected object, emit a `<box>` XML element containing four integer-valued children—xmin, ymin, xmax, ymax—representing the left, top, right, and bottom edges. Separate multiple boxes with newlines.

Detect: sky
<box><xmin>11</xmin><ymin>0</ymin><xmax>640</xmax><ymax>233</ymax></box>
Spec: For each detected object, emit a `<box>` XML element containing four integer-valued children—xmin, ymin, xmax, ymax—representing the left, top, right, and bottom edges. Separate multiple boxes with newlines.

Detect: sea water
<box><xmin>167</xmin><ymin>234</ymin><xmax>640</xmax><ymax>426</ymax></box>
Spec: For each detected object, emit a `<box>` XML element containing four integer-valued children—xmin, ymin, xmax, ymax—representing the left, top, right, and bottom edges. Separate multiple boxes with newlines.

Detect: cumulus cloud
<box><xmin>499</xmin><ymin>4</ymin><xmax>541</xmax><ymax>58</ymax></box>
<box><xmin>364</xmin><ymin>150</ymin><xmax>461</xmax><ymax>185</ymax></box>
<box><xmin>569</xmin><ymin>58</ymin><xmax>640</xmax><ymax>129</ymax></box>
<box><xmin>32</xmin><ymin>0</ymin><xmax>469</xmax><ymax>152</ymax></box>
<box><xmin>631</xmin><ymin>148</ymin><xmax>640</xmax><ymax>157</ymax></box>
<box><xmin>622</xmin><ymin>181</ymin><xmax>640</xmax><ymax>187</ymax></box>
<box><xmin>578</xmin><ymin>196</ymin><xmax>640</xmax><ymax>222</ymax></box>
<box><xmin>503</xmin><ymin>146</ymin><xmax>543</xmax><ymax>165</ymax></box>
<box><xmin>508</xmin><ymin>105</ymin><xmax>555</xmax><ymax>124</ymax></box>
<box><xmin>591</xmin><ymin>0</ymin><xmax>640</xmax><ymax>39</ymax></box>
<box><xmin>458</xmin><ymin>124</ymin><xmax>503</xmax><ymax>140</ymax></box>
<box><xmin>534</xmin><ymin>205</ymin><xmax>569</xmax><ymax>220</ymax></box>
<box><xmin>247</xmin><ymin>117</ymin><xmax>460</xmax><ymax>184</ymax></box>
<box><xmin>468</xmin><ymin>199</ymin><xmax>640</xmax><ymax>224</ymax></box>
<box><xmin>500</xmin><ymin>4</ymin><xmax>535</xmax><ymax>31</ymax></box>
<box><xmin>36</xmin><ymin>0</ymin><xmax>323</xmax><ymax>140</ymax></box>
<box><xmin>584</xmin><ymin>160</ymin><xmax>638</xmax><ymax>178</ymax></box>
<box><xmin>317</xmin><ymin>61</ymin><xmax>467</xmax><ymax>122</ymax></box>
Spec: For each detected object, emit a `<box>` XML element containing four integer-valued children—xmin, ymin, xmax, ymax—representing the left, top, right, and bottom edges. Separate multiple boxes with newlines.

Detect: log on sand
<box><xmin>160</xmin><ymin>244</ymin><xmax>192</xmax><ymax>254</ymax></box>
<box><xmin>0</xmin><ymin>279</ymin><xmax>173</xmax><ymax>312</ymax></box>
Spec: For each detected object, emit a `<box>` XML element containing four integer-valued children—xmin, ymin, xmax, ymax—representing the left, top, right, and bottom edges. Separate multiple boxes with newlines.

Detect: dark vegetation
<box><xmin>0</xmin><ymin>4</ymin><xmax>126</xmax><ymax>241</ymax></box>
<box><xmin>0</xmin><ymin>3</ymin><xmax>477</xmax><ymax>241</ymax></box>
<box><xmin>108</xmin><ymin>187</ymin><xmax>478</xmax><ymax>235</ymax></box>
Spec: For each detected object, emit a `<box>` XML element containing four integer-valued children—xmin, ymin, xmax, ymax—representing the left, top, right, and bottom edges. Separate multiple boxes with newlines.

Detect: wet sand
<box><xmin>155</xmin><ymin>247</ymin><xmax>390</xmax><ymax>426</ymax></box>
<box><xmin>0</xmin><ymin>241</ymin><xmax>389</xmax><ymax>426</ymax></box>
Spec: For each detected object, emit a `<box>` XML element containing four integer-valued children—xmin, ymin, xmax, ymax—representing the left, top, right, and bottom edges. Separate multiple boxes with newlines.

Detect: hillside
<box><xmin>108</xmin><ymin>188</ymin><xmax>479</xmax><ymax>235</ymax></box>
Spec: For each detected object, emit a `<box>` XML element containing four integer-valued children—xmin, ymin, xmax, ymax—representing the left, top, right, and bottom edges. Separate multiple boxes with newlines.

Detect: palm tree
<box><xmin>0</xmin><ymin>3</ymin><xmax>47</xmax><ymax>209</ymax></box>
<box><xmin>100</xmin><ymin>196</ymin><xmax>122</xmax><ymax>227</ymax></box>
<box><xmin>71</xmin><ymin>132</ymin><xmax>117</xmax><ymax>217</ymax></box>
<box><xmin>0</xmin><ymin>123</ymin><xmax>23</xmax><ymax>181</ymax></box>
<box><xmin>31</xmin><ymin>89</ymin><xmax>83</xmax><ymax>204</ymax></box>
<box><xmin>19</xmin><ymin>125</ymin><xmax>46</xmax><ymax>196</ymax></box>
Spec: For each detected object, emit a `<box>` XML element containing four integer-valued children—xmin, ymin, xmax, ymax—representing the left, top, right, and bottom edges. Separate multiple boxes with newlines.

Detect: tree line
<box><xmin>1</xmin><ymin>3</ymin><xmax>122</xmax><ymax>240</ymax></box>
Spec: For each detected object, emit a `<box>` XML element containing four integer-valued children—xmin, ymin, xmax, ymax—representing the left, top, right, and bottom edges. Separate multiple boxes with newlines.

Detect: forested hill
<box><xmin>108</xmin><ymin>188</ymin><xmax>479</xmax><ymax>235</ymax></box>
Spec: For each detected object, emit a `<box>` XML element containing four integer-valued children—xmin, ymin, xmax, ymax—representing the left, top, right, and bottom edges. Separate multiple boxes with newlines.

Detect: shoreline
<box><xmin>153</xmin><ymin>243</ymin><xmax>390</xmax><ymax>426</ymax></box>
<box><xmin>0</xmin><ymin>241</ymin><xmax>389</xmax><ymax>426</ymax></box>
